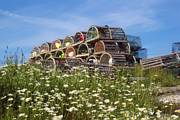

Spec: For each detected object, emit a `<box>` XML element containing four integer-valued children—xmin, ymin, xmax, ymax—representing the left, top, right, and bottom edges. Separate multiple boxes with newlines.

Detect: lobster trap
<box><xmin>29</xmin><ymin>25</ymin><xmax>180</xmax><ymax>77</ymax></box>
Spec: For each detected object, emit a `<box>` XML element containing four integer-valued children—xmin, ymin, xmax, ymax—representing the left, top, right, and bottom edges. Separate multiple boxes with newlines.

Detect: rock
<box><xmin>156</xmin><ymin>86</ymin><xmax>180</xmax><ymax>107</ymax></box>
<box><xmin>157</xmin><ymin>93</ymin><xmax>180</xmax><ymax>104</ymax></box>
<box><xmin>157</xmin><ymin>85</ymin><xmax>180</xmax><ymax>95</ymax></box>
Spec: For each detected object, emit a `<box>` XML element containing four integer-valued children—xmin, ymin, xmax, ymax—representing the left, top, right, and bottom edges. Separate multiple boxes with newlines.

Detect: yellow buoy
<box><xmin>55</xmin><ymin>42</ymin><xmax>61</xmax><ymax>48</ymax></box>
<box><xmin>65</xmin><ymin>42</ymin><xmax>71</xmax><ymax>47</ymax></box>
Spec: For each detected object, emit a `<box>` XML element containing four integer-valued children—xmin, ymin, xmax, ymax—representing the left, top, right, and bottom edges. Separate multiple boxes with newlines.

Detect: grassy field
<box><xmin>0</xmin><ymin>63</ymin><xmax>180</xmax><ymax>120</ymax></box>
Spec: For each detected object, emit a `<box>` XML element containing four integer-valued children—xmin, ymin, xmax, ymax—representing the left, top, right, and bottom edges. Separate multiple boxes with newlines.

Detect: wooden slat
<box><xmin>143</xmin><ymin>60</ymin><xmax>163</xmax><ymax>66</ymax></box>
<box><xmin>143</xmin><ymin>62</ymin><xmax>164</xmax><ymax>68</ymax></box>
<box><xmin>76</xmin><ymin>53</ymin><xmax>89</xmax><ymax>57</ymax></box>
<box><xmin>93</xmin><ymin>51</ymin><xmax>104</xmax><ymax>55</ymax></box>
<box><xmin>142</xmin><ymin>60</ymin><xmax>163</xmax><ymax>65</ymax></box>
<box><xmin>142</xmin><ymin>57</ymin><xmax>162</xmax><ymax>62</ymax></box>
<box><xmin>143</xmin><ymin>64</ymin><xmax>164</xmax><ymax>69</ymax></box>
<box><xmin>102</xmin><ymin>40</ymin><xmax>127</xmax><ymax>43</ymax></box>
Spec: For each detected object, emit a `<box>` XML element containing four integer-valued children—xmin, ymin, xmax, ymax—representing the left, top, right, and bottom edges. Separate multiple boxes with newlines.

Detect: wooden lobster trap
<box><xmin>76</xmin><ymin>43</ymin><xmax>94</xmax><ymax>59</ymax></box>
<box><xmin>43</xmin><ymin>57</ymin><xmax>67</xmax><ymax>71</ymax></box>
<box><xmin>141</xmin><ymin>52</ymin><xmax>180</xmax><ymax>70</ymax></box>
<box><xmin>29</xmin><ymin>25</ymin><xmax>179</xmax><ymax>78</ymax></box>
<box><xmin>63</xmin><ymin>36</ymin><xmax>75</xmax><ymax>47</ymax></box>
<box><xmin>74</xmin><ymin>32</ymin><xmax>86</xmax><ymax>43</ymax></box>
<box><xmin>141</xmin><ymin>57</ymin><xmax>164</xmax><ymax>70</ymax></box>
<box><xmin>86</xmin><ymin>25</ymin><xmax>111</xmax><ymax>41</ymax></box>
<box><xmin>52</xmin><ymin>50</ymin><xmax>65</xmax><ymax>58</ymax></box>
<box><xmin>30</xmin><ymin>47</ymin><xmax>40</xmax><ymax>58</ymax></box>
<box><xmin>86</xmin><ymin>54</ymin><xmax>101</xmax><ymax>64</ymax></box>
<box><xmin>30</xmin><ymin>55</ymin><xmax>43</xmax><ymax>65</ymax></box>
<box><xmin>51</xmin><ymin>39</ymin><xmax>63</xmax><ymax>51</ymax></box>
<box><xmin>86</xmin><ymin>25</ymin><xmax>127</xmax><ymax>42</ymax></box>
<box><xmin>99</xmin><ymin>52</ymin><xmax>136</xmax><ymax>66</ymax></box>
<box><xmin>94</xmin><ymin>40</ymin><xmax>130</xmax><ymax>54</ymax></box>
<box><xmin>65</xmin><ymin>47</ymin><xmax>76</xmax><ymax>58</ymax></box>
<box><xmin>40</xmin><ymin>42</ymin><xmax>51</xmax><ymax>53</ymax></box>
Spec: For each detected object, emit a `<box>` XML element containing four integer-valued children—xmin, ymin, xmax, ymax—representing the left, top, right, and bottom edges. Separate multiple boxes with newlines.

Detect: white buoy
<box><xmin>109</xmin><ymin>58</ymin><xmax>113</xmax><ymax>65</ymax></box>
<box><xmin>55</xmin><ymin>43</ymin><xmax>61</xmax><ymax>48</ymax></box>
<box><xmin>65</xmin><ymin>42</ymin><xmax>71</xmax><ymax>47</ymax></box>
<box><xmin>68</xmin><ymin>51</ymin><xmax>74</xmax><ymax>57</ymax></box>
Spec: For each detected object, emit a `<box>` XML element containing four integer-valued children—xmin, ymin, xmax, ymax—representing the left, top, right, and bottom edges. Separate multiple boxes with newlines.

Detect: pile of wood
<box><xmin>29</xmin><ymin>25</ymin><xmax>180</xmax><ymax>76</ymax></box>
<box><xmin>29</xmin><ymin>25</ymin><xmax>135</xmax><ymax>71</ymax></box>
<box><xmin>141</xmin><ymin>53</ymin><xmax>180</xmax><ymax>69</ymax></box>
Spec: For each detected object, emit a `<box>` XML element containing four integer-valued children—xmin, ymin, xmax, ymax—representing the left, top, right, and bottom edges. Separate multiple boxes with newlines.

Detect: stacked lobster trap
<box><xmin>29</xmin><ymin>25</ymin><xmax>136</xmax><ymax>71</ymax></box>
<box><xmin>141</xmin><ymin>52</ymin><xmax>180</xmax><ymax>77</ymax></box>
<box><xmin>29</xmin><ymin>25</ymin><xmax>180</xmax><ymax>77</ymax></box>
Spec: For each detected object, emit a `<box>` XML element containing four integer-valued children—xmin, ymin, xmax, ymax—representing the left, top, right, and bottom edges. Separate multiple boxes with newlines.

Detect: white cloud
<box><xmin>103</xmin><ymin>10</ymin><xmax>159</xmax><ymax>32</ymax></box>
<box><xmin>0</xmin><ymin>9</ymin><xmax>95</xmax><ymax>48</ymax></box>
<box><xmin>0</xmin><ymin>9</ymin><xmax>85</xmax><ymax>31</ymax></box>
<box><xmin>82</xmin><ymin>0</ymin><xmax>161</xmax><ymax>31</ymax></box>
<box><xmin>0</xmin><ymin>0</ymin><xmax>161</xmax><ymax>32</ymax></box>
<box><xmin>0</xmin><ymin>0</ymin><xmax>162</xmax><ymax>57</ymax></box>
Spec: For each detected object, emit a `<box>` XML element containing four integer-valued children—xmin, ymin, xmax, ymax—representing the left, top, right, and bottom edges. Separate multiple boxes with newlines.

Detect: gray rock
<box><xmin>157</xmin><ymin>93</ymin><xmax>180</xmax><ymax>104</ymax></box>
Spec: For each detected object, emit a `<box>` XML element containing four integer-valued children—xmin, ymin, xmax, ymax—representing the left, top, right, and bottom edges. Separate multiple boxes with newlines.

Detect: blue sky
<box><xmin>0</xmin><ymin>0</ymin><xmax>180</xmax><ymax>63</ymax></box>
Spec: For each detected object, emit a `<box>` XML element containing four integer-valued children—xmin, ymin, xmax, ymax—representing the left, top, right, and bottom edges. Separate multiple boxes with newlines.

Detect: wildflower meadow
<box><xmin>0</xmin><ymin>64</ymin><xmax>179</xmax><ymax>120</ymax></box>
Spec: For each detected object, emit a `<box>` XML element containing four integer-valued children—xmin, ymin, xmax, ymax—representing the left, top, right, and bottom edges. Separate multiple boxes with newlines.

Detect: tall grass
<box><xmin>0</xmin><ymin>50</ymin><xmax>179</xmax><ymax>119</ymax></box>
<box><xmin>0</xmin><ymin>63</ymin><xmax>179</xmax><ymax>119</ymax></box>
